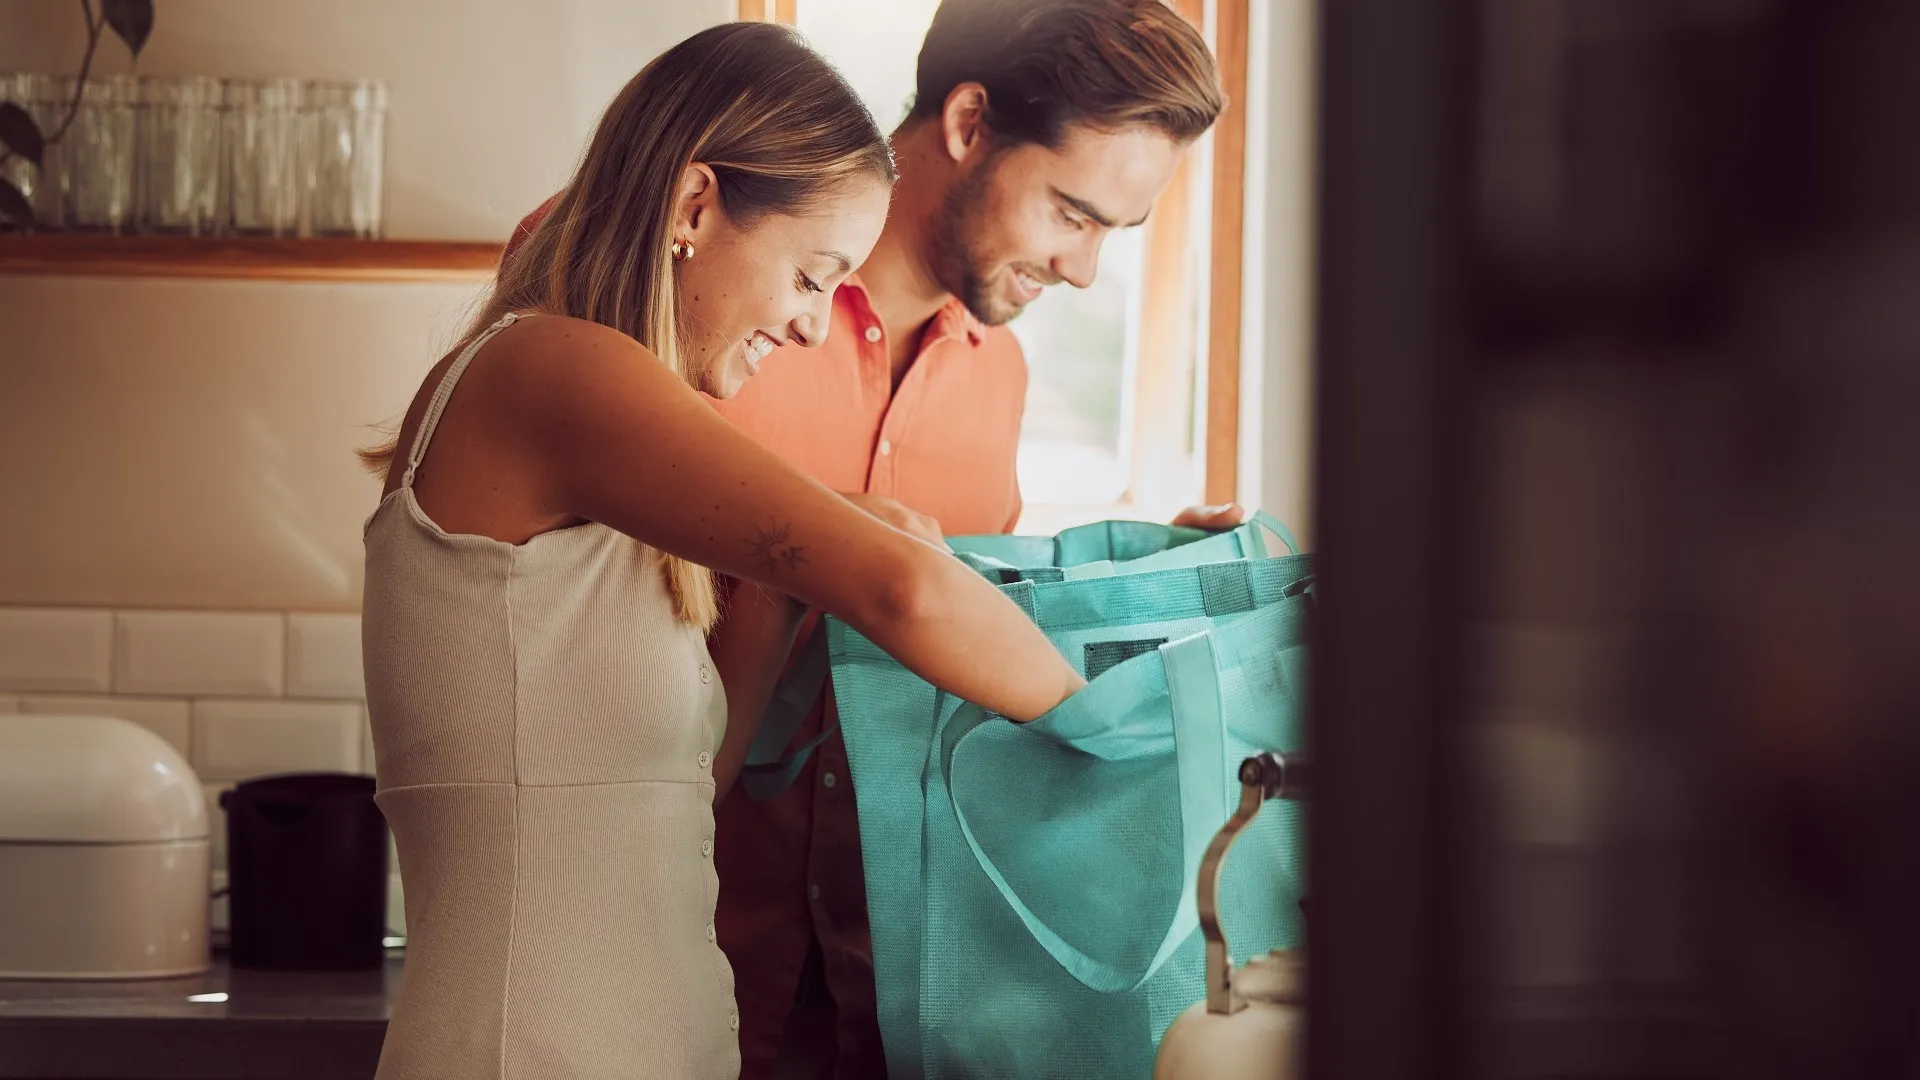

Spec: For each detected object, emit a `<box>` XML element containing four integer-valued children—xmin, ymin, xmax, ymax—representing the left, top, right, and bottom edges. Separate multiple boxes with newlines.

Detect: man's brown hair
<box><xmin>909</xmin><ymin>0</ymin><xmax>1223</xmax><ymax>147</ymax></box>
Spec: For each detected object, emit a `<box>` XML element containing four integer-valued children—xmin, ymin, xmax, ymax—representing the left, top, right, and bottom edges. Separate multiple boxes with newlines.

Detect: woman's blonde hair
<box><xmin>362</xmin><ymin>23</ymin><xmax>895</xmax><ymax>631</ymax></box>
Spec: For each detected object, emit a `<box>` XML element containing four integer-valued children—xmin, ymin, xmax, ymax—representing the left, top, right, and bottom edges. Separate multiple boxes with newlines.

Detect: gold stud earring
<box><xmin>671</xmin><ymin>240</ymin><xmax>695</xmax><ymax>262</ymax></box>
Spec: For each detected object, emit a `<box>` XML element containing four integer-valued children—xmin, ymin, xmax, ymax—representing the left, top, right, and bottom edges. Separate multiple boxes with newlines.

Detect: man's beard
<box><xmin>928</xmin><ymin>163</ymin><xmax>1025</xmax><ymax>327</ymax></box>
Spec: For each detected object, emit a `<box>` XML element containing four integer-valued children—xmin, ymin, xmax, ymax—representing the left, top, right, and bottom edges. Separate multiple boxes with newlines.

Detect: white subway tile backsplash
<box><xmin>0</xmin><ymin>608</ymin><xmax>113</xmax><ymax>693</ymax></box>
<box><xmin>192</xmin><ymin>699</ymin><xmax>363</xmax><ymax>781</ymax></box>
<box><xmin>19</xmin><ymin>695</ymin><xmax>193</xmax><ymax>759</ymax></box>
<box><xmin>0</xmin><ymin>604</ymin><xmax>376</xmax><ymax>942</ymax></box>
<box><xmin>287</xmin><ymin>613</ymin><xmax>364</xmax><ymax>699</ymax></box>
<box><xmin>116</xmin><ymin>612</ymin><xmax>286</xmax><ymax>697</ymax></box>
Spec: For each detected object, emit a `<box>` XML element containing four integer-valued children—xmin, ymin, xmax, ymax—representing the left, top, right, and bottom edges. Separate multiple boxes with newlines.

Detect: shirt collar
<box><xmin>840</xmin><ymin>273</ymin><xmax>987</xmax><ymax>348</ymax></box>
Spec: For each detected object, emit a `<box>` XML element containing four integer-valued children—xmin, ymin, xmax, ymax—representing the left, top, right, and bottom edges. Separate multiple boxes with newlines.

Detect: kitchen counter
<box><xmin>0</xmin><ymin>950</ymin><xmax>400</xmax><ymax>1080</ymax></box>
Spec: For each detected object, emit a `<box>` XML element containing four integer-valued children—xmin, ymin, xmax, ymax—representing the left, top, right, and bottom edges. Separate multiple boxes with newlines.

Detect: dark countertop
<box><xmin>0</xmin><ymin>950</ymin><xmax>400</xmax><ymax>1080</ymax></box>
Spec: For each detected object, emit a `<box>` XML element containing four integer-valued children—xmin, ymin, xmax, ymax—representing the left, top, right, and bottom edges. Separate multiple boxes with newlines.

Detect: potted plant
<box><xmin>0</xmin><ymin>0</ymin><xmax>155</xmax><ymax>228</ymax></box>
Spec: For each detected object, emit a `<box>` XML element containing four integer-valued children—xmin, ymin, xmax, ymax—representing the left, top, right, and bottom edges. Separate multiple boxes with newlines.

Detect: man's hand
<box><xmin>1171</xmin><ymin>502</ymin><xmax>1247</xmax><ymax>532</ymax></box>
<box><xmin>841</xmin><ymin>491</ymin><xmax>949</xmax><ymax>549</ymax></box>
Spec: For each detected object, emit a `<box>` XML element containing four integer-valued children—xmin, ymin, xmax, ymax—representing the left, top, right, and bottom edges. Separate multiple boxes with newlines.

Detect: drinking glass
<box><xmin>139</xmin><ymin>74</ymin><xmax>223</xmax><ymax>234</ymax></box>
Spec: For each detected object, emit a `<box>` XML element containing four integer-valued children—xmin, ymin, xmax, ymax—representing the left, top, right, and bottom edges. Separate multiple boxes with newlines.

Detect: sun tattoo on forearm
<box><xmin>745</xmin><ymin>521</ymin><xmax>811</xmax><ymax>574</ymax></box>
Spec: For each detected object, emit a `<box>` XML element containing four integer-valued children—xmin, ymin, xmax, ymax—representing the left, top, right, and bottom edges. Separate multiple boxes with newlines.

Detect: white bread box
<box><xmin>0</xmin><ymin>714</ymin><xmax>210</xmax><ymax>979</ymax></box>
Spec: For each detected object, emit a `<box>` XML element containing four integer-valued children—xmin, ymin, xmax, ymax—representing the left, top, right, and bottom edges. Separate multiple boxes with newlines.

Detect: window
<box><xmin>741</xmin><ymin>0</ymin><xmax>1248</xmax><ymax>531</ymax></box>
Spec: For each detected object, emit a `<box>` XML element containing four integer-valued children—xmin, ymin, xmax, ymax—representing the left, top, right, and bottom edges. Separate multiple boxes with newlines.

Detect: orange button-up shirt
<box><xmin>709</xmin><ymin>277</ymin><xmax>1027</xmax><ymax>1078</ymax></box>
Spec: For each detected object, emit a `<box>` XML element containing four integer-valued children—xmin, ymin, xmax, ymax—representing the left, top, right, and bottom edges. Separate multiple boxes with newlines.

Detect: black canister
<box><xmin>220</xmin><ymin>773</ymin><xmax>388</xmax><ymax>970</ymax></box>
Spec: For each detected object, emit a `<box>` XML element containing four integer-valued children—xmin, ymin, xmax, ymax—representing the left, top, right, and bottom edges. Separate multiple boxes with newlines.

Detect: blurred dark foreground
<box><xmin>1307</xmin><ymin>1</ymin><xmax>1920</xmax><ymax>1077</ymax></box>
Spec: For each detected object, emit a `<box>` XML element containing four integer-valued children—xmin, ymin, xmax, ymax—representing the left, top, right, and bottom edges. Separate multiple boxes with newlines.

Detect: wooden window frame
<box><xmin>1201</xmin><ymin>0</ymin><xmax>1250</xmax><ymax>507</ymax></box>
<box><xmin>743</xmin><ymin>0</ymin><xmax>1250</xmax><ymax>518</ymax></box>
<box><xmin>734</xmin><ymin>0</ymin><xmax>795</xmax><ymax>23</ymax></box>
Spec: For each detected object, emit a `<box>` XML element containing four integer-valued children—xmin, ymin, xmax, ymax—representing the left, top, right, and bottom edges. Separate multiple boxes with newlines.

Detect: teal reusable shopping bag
<box><xmin>917</xmin><ymin>600</ymin><xmax>1309</xmax><ymax>1079</ymax></box>
<box><xmin>829</xmin><ymin>552</ymin><xmax>1313</xmax><ymax>1078</ymax></box>
<box><xmin>738</xmin><ymin>513</ymin><xmax>1298</xmax><ymax>800</ymax></box>
<box><xmin>954</xmin><ymin>510</ymin><xmax>1297</xmax><ymax>584</ymax></box>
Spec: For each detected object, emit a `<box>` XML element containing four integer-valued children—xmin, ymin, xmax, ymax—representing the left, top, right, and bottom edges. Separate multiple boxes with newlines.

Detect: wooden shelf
<box><xmin>0</xmin><ymin>234</ymin><xmax>503</xmax><ymax>282</ymax></box>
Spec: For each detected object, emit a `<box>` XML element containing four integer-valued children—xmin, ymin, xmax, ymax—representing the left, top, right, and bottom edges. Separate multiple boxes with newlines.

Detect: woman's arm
<box><xmin>509</xmin><ymin>318</ymin><xmax>1085</xmax><ymax>721</ymax></box>
<box><xmin>708</xmin><ymin>493</ymin><xmax>947</xmax><ymax>799</ymax></box>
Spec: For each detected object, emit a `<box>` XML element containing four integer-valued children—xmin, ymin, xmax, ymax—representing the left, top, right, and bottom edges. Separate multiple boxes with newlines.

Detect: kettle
<box><xmin>1153</xmin><ymin>752</ymin><xmax>1309</xmax><ymax>1080</ymax></box>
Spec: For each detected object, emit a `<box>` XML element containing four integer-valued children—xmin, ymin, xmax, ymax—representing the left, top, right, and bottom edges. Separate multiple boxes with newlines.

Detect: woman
<box><xmin>358</xmin><ymin>23</ymin><xmax>1084</xmax><ymax>1080</ymax></box>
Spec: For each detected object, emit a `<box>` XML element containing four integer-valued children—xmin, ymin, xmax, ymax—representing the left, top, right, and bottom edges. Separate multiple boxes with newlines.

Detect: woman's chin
<box><xmin>702</xmin><ymin>366</ymin><xmax>746</xmax><ymax>400</ymax></box>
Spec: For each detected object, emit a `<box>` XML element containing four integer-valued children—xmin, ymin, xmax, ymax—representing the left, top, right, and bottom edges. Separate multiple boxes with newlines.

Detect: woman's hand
<box><xmin>1170</xmin><ymin>502</ymin><xmax>1246</xmax><ymax>531</ymax></box>
<box><xmin>840</xmin><ymin>491</ymin><xmax>949</xmax><ymax>549</ymax></box>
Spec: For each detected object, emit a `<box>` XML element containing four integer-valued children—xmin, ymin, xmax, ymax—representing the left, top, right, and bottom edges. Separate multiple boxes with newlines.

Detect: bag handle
<box><xmin>1054</xmin><ymin>514</ymin><xmax>1298</xmax><ymax>581</ymax></box>
<box><xmin>953</xmin><ymin>516</ymin><xmax>1300</xmax><ymax>582</ymax></box>
<box><xmin>953</xmin><ymin>550</ymin><xmax>1066</xmax><ymax>585</ymax></box>
<box><xmin>1247</xmin><ymin>511</ymin><xmax>1300</xmax><ymax>556</ymax></box>
<box><xmin>1054</xmin><ymin>519</ymin><xmax>1191</xmax><ymax>564</ymax></box>
<box><xmin>939</xmin><ymin>630</ymin><xmax>1230</xmax><ymax>993</ymax></box>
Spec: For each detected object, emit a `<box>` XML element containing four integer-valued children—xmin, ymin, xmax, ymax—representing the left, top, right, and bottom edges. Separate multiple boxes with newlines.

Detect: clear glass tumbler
<box><xmin>224</xmin><ymin>78</ymin><xmax>303</xmax><ymax>236</ymax></box>
<box><xmin>304</xmin><ymin>79</ymin><xmax>387</xmax><ymax>238</ymax></box>
<box><xmin>139</xmin><ymin>75</ymin><xmax>223</xmax><ymax>235</ymax></box>
<box><xmin>67</xmin><ymin>73</ymin><xmax>139</xmax><ymax>233</ymax></box>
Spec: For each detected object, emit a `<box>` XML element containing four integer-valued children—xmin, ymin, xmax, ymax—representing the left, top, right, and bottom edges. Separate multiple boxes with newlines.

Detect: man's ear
<box><xmin>940</xmin><ymin>82</ymin><xmax>993</xmax><ymax>165</ymax></box>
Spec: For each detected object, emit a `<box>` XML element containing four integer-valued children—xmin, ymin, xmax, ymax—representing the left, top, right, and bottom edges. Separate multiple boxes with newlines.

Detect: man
<box><xmin>507</xmin><ymin>3</ymin><xmax>1232</xmax><ymax>1074</ymax></box>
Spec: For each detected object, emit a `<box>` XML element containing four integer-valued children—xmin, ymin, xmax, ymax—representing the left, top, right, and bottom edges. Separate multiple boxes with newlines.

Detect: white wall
<box><xmin>1</xmin><ymin>0</ymin><xmax>729</xmax><ymax>239</ymax></box>
<box><xmin>1237</xmin><ymin>0</ymin><xmax>1316</xmax><ymax>544</ymax></box>
<box><xmin>0</xmin><ymin>0</ymin><xmax>1318</xmax><ymax>611</ymax></box>
<box><xmin>0</xmin><ymin>0</ymin><xmax>730</xmax><ymax>613</ymax></box>
<box><xmin>0</xmin><ymin>0</ymin><xmax>728</xmax><ymax>938</ymax></box>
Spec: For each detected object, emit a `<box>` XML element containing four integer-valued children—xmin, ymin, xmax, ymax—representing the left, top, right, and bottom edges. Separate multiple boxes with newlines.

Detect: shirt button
<box><xmin>706</xmin><ymin>924</ymin><xmax>717</xmax><ymax>942</ymax></box>
<box><xmin>863</xmin><ymin>325</ymin><xmax>882</xmax><ymax>343</ymax></box>
<box><xmin>697</xmin><ymin>751</ymin><xmax>711</xmax><ymax>770</ymax></box>
<box><xmin>809</xmin><ymin>885</ymin><xmax>821</xmax><ymax>901</ymax></box>
<box><xmin>729</xmin><ymin>1012</ymin><xmax>741</xmax><ymax>1032</ymax></box>
<box><xmin>701</xmin><ymin>837</ymin><xmax>714</xmax><ymax>857</ymax></box>
<box><xmin>878</xmin><ymin>439</ymin><xmax>892</xmax><ymax>457</ymax></box>
<box><xmin>698</xmin><ymin>664</ymin><xmax>711</xmax><ymax>684</ymax></box>
<box><xmin>822</xmin><ymin>771</ymin><xmax>838</xmax><ymax>789</ymax></box>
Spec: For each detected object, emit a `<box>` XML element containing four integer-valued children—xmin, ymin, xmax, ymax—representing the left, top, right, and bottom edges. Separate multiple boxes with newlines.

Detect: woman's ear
<box><xmin>675</xmin><ymin>162</ymin><xmax>721</xmax><ymax>242</ymax></box>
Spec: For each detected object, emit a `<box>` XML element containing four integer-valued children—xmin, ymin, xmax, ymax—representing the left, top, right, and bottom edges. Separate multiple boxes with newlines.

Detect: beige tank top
<box><xmin>362</xmin><ymin>312</ymin><xmax>738</xmax><ymax>1079</ymax></box>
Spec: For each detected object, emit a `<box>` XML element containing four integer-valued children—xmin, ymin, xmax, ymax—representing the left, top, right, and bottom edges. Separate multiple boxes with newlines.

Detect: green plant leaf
<box><xmin>0</xmin><ymin>103</ymin><xmax>43</xmax><ymax>167</ymax></box>
<box><xmin>102</xmin><ymin>0</ymin><xmax>155</xmax><ymax>60</ymax></box>
<box><xmin>0</xmin><ymin>177</ymin><xmax>32</xmax><ymax>227</ymax></box>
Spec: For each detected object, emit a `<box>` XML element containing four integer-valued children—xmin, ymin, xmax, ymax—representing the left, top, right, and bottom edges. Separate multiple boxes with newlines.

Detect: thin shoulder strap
<box><xmin>401</xmin><ymin>311</ymin><xmax>532</xmax><ymax>489</ymax></box>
